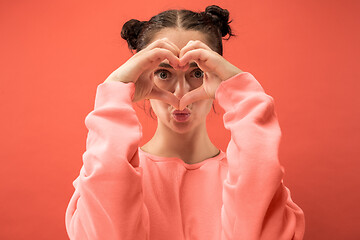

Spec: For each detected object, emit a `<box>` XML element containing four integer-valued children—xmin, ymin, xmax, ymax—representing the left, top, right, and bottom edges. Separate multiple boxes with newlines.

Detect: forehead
<box><xmin>152</xmin><ymin>28</ymin><xmax>209</xmax><ymax>50</ymax></box>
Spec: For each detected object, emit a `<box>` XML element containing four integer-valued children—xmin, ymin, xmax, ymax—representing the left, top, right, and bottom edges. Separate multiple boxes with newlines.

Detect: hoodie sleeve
<box><xmin>65</xmin><ymin>80</ymin><xmax>150</xmax><ymax>240</ymax></box>
<box><xmin>215</xmin><ymin>72</ymin><xmax>305</xmax><ymax>240</ymax></box>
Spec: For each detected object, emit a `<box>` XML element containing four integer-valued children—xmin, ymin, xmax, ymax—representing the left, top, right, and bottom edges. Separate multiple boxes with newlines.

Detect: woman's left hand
<box><xmin>178</xmin><ymin>40</ymin><xmax>243</xmax><ymax>110</ymax></box>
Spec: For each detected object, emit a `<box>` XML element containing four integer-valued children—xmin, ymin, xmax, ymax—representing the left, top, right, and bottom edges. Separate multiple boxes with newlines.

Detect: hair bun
<box><xmin>204</xmin><ymin>5</ymin><xmax>232</xmax><ymax>38</ymax></box>
<box><xmin>121</xmin><ymin>19</ymin><xmax>146</xmax><ymax>50</ymax></box>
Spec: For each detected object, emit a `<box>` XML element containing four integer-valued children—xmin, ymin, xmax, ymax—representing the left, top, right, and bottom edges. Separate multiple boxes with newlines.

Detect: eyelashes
<box><xmin>154</xmin><ymin>68</ymin><xmax>204</xmax><ymax>80</ymax></box>
<box><xmin>154</xmin><ymin>69</ymin><xmax>170</xmax><ymax>80</ymax></box>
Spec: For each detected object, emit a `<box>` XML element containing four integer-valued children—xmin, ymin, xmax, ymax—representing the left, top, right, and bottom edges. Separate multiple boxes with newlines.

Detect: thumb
<box><xmin>179</xmin><ymin>85</ymin><xmax>210</xmax><ymax>110</ymax></box>
<box><xmin>147</xmin><ymin>84</ymin><xmax>180</xmax><ymax>109</ymax></box>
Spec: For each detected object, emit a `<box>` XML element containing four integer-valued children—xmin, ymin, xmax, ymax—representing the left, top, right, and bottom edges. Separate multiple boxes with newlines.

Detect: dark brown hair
<box><xmin>120</xmin><ymin>5</ymin><xmax>236</xmax><ymax>118</ymax></box>
<box><xmin>121</xmin><ymin>5</ymin><xmax>235</xmax><ymax>54</ymax></box>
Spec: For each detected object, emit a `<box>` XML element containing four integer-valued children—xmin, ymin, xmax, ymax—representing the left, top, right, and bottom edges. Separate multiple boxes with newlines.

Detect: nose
<box><xmin>173</xmin><ymin>74</ymin><xmax>191</xmax><ymax>100</ymax></box>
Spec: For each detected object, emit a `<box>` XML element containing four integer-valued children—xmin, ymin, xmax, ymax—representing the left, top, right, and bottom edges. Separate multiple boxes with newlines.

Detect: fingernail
<box><xmin>181</xmin><ymin>65</ymin><xmax>189</xmax><ymax>71</ymax></box>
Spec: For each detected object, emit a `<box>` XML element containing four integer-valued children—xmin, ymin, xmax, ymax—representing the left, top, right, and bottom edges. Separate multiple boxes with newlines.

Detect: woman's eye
<box><xmin>192</xmin><ymin>69</ymin><xmax>204</xmax><ymax>79</ymax></box>
<box><xmin>155</xmin><ymin>70</ymin><xmax>171</xmax><ymax>80</ymax></box>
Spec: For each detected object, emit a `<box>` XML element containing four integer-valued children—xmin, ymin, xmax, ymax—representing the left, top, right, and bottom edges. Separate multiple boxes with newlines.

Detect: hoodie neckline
<box><xmin>138</xmin><ymin>147</ymin><xmax>226</xmax><ymax>170</ymax></box>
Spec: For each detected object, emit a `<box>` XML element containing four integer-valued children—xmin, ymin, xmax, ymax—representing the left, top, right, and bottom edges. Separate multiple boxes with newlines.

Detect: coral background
<box><xmin>0</xmin><ymin>0</ymin><xmax>359</xmax><ymax>239</ymax></box>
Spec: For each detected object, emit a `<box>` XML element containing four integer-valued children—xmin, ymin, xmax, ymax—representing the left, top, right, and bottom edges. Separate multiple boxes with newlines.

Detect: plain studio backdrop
<box><xmin>0</xmin><ymin>0</ymin><xmax>359</xmax><ymax>239</ymax></box>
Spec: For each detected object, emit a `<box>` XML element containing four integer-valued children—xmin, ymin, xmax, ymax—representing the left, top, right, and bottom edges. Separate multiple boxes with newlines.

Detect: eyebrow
<box><xmin>158</xmin><ymin>62</ymin><xmax>198</xmax><ymax>69</ymax></box>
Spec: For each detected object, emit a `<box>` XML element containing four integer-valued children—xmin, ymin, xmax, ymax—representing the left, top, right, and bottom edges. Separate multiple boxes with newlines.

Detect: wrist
<box><xmin>222</xmin><ymin>67</ymin><xmax>243</xmax><ymax>82</ymax></box>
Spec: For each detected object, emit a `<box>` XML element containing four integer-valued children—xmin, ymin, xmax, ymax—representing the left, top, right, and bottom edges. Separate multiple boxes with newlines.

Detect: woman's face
<box><xmin>149</xmin><ymin>28</ymin><xmax>214</xmax><ymax>134</ymax></box>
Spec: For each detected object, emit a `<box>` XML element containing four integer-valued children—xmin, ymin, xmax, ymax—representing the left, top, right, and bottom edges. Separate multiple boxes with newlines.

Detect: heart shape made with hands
<box><xmin>153</xmin><ymin>56</ymin><xmax>215</xmax><ymax>111</ymax></box>
<box><xmin>146</xmin><ymin>38</ymin><xmax>243</xmax><ymax>110</ymax></box>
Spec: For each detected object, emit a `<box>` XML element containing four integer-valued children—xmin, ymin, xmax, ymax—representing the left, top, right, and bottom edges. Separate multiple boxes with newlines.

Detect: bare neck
<box><xmin>141</xmin><ymin>120</ymin><xmax>219</xmax><ymax>164</ymax></box>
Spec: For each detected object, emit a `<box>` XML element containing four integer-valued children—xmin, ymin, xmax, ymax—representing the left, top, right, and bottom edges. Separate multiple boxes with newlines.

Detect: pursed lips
<box><xmin>172</xmin><ymin>109</ymin><xmax>191</xmax><ymax>115</ymax></box>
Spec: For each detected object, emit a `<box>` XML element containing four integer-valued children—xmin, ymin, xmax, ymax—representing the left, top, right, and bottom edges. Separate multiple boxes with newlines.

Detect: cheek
<box><xmin>204</xmin><ymin>99</ymin><xmax>214</xmax><ymax>111</ymax></box>
<box><xmin>150</xmin><ymin>99</ymin><xmax>170</xmax><ymax>118</ymax></box>
<box><xmin>194</xmin><ymin>99</ymin><xmax>213</xmax><ymax>116</ymax></box>
<box><xmin>191</xmin><ymin>78</ymin><xmax>204</xmax><ymax>89</ymax></box>
<box><xmin>154</xmin><ymin>79</ymin><xmax>173</xmax><ymax>92</ymax></box>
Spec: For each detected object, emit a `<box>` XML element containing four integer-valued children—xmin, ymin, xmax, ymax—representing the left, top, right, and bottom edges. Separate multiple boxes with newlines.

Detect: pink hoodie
<box><xmin>65</xmin><ymin>72</ymin><xmax>305</xmax><ymax>240</ymax></box>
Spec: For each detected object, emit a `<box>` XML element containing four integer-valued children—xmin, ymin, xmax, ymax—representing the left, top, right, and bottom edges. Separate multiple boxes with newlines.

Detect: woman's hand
<box><xmin>177</xmin><ymin>40</ymin><xmax>243</xmax><ymax>110</ymax></box>
<box><xmin>104</xmin><ymin>38</ymin><xmax>182</xmax><ymax>109</ymax></box>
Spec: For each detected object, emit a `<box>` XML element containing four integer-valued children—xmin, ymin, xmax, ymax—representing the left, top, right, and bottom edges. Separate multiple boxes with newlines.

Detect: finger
<box><xmin>141</xmin><ymin>48</ymin><xmax>180</xmax><ymax>73</ymax></box>
<box><xmin>147</xmin><ymin>84</ymin><xmax>180</xmax><ymax>109</ymax></box>
<box><xmin>179</xmin><ymin>85</ymin><xmax>210</xmax><ymax>110</ymax></box>
<box><xmin>161</xmin><ymin>39</ymin><xmax>182</xmax><ymax>56</ymax></box>
<box><xmin>179</xmin><ymin>49</ymin><xmax>207</xmax><ymax>66</ymax></box>
<box><xmin>179</xmin><ymin>49</ymin><xmax>216</xmax><ymax>73</ymax></box>
<box><xmin>144</xmin><ymin>37</ymin><xmax>180</xmax><ymax>58</ymax></box>
<box><xmin>179</xmin><ymin>40</ymin><xmax>212</xmax><ymax>58</ymax></box>
<box><xmin>178</xmin><ymin>62</ymin><xmax>190</xmax><ymax>72</ymax></box>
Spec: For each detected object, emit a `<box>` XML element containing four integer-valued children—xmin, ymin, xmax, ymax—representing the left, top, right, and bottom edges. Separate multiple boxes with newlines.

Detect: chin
<box><xmin>167</xmin><ymin>119</ymin><xmax>194</xmax><ymax>134</ymax></box>
<box><xmin>172</xmin><ymin>125</ymin><xmax>193</xmax><ymax>134</ymax></box>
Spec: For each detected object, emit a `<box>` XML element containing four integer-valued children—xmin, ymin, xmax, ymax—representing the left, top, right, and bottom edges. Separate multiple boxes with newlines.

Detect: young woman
<box><xmin>65</xmin><ymin>5</ymin><xmax>305</xmax><ymax>240</ymax></box>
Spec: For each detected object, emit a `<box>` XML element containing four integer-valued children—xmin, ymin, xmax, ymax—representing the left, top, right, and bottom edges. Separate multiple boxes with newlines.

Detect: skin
<box><xmin>104</xmin><ymin>28</ymin><xmax>243</xmax><ymax>164</ymax></box>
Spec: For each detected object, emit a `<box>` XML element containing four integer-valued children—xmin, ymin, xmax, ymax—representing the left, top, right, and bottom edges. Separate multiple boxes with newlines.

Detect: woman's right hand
<box><xmin>103</xmin><ymin>38</ymin><xmax>182</xmax><ymax>109</ymax></box>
